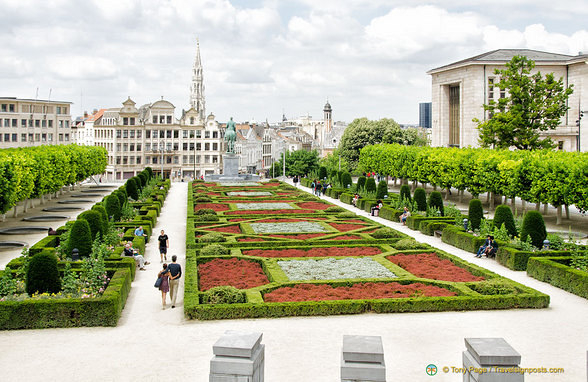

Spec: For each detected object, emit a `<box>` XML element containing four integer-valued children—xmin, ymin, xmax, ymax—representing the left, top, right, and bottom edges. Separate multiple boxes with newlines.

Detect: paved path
<box><xmin>1</xmin><ymin>182</ymin><xmax>587</xmax><ymax>381</ymax></box>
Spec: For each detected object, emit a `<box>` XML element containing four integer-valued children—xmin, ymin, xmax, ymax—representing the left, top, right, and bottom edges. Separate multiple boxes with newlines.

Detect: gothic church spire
<box><xmin>190</xmin><ymin>38</ymin><xmax>205</xmax><ymax>120</ymax></box>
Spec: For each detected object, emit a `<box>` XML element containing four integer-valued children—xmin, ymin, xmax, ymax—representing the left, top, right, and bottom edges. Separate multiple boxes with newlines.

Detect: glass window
<box><xmin>166</xmin><ymin>130</ymin><xmax>172</xmax><ymax>138</ymax></box>
<box><xmin>190</xmin><ymin>117</ymin><xmax>194</xmax><ymax>124</ymax></box>
<box><xmin>65</xmin><ymin>134</ymin><xmax>69</xmax><ymax>141</ymax></box>
<box><xmin>136</xmin><ymin>144</ymin><xmax>142</xmax><ymax>151</ymax></box>
<box><xmin>21</xmin><ymin>133</ymin><xmax>26</xmax><ymax>141</ymax></box>
<box><xmin>130</xmin><ymin>144</ymin><xmax>135</xmax><ymax>151</ymax></box>
<box><xmin>12</xmin><ymin>119</ymin><xmax>18</xmax><ymax>127</ymax></box>
<box><xmin>196</xmin><ymin>143</ymin><xmax>201</xmax><ymax>151</ymax></box>
<box><xmin>116</xmin><ymin>143</ymin><xmax>121</xmax><ymax>151</ymax></box>
<box><xmin>173</xmin><ymin>143</ymin><xmax>178</xmax><ymax>151</ymax></box>
<box><xmin>116</xmin><ymin>130</ymin><xmax>122</xmax><ymax>138</ymax></box>
<box><xmin>123</xmin><ymin>157</ymin><xmax>128</xmax><ymax>164</ymax></box>
<box><xmin>205</xmin><ymin>143</ymin><xmax>210</xmax><ymax>151</ymax></box>
<box><xmin>123</xmin><ymin>130</ymin><xmax>128</xmax><ymax>138</ymax></box>
<box><xmin>183</xmin><ymin>130</ymin><xmax>188</xmax><ymax>138</ymax></box>
<box><xmin>159</xmin><ymin>130</ymin><xmax>165</xmax><ymax>138</ymax></box>
<box><xmin>41</xmin><ymin>133</ymin><xmax>46</xmax><ymax>141</ymax></box>
<box><xmin>41</xmin><ymin>120</ymin><xmax>46</xmax><ymax>128</ymax></box>
<box><xmin>174</xmin><ymin>130</ymin><xmax>179</xmax><ymax>138</ymax></box>
<box><xmin>212</xmin><ymin>131</ymin><xmax>218</xmax><ymax>138</ymax></box>
<box><xmin>12</xmin><ymin>133</ymin><xmax>17</xmax><ymax>142</ymax></box>
<box><xmin>21</xmin><ymin>119</ymin><xmax>26</xmax><ymax>127</ymax></box>
<box><xmin>212</xmin><ymin>155</ymin><xmax>218</xmax><ymax>163</ymax></box>
<box><xmin>0</xmin><ymin>104</ymin><xmax>6</xmax><ymax>112</ymax></box>
<box><xmin>123</xmin><ymin>117</ymin><xmax>129</xmax><ymax>125</ymax></box>
<box><xmin>167</xmin><ymin>115</ymin><xmax>172</xmax><ymax>124</ymax></box>
<box><xmin>48</xmin><ymin>133</ymin><xmax>53</xmax><ymax>141</ymax></box>
<box><xmin>35</xmin><ymin>133</ymin><xmax>41</xmax><ymax>141</ymax></box>
<box><xmin>2</xmin><ymin>133</ymin><xmax>7</xmax><ymax>141</ymax></box>
<box><xmin>153</xmin><ymin>116</ymin><xmax>157</xmax><ymax>124</ymax></box>
<box><xmin>29</xmin><ymin>119</ymin><xmax>33</xmax><ymax>127</ymax></box>
<box><xmin>123</xmin><ymin>143</ymin><xmax>128</xmax><ymax>151</ymax></box>
<box><xmin>145</xmin><ymin>143</ymin><xmax>151</xmax><ymax>151</ymax></box>
<box><xmin>136</xmin><ymin>156</ymin><xmax>141</xmax><ymax>164</ymax></box>
<box><xmin>213</xmin><ymin>143</ymin><xmax>218</xmax><ymax>151</ymax></box>
<box><xmin>146</xmin><ymin>130</ymin><xmax>151</xmax><ymax>139</ymax></box>
<box><xmin>189</xmin><ymin>143</ymin><xmax>194</xmax><ymax>151</ymax></box>
<box><xmin>160</xmin><ymin>115</ymin><xmax>165</xmax><ymax>124</ymax></box>
<box><xmin>28</xmin><ymin>133</ymin><xmax>33</xmax><ymax>141</ymax></box>
<box><xmin>130</xmin><ymin>130</ymin><xmax>135</xmax><ymax>138</ymax></box>
<box><xmin>205</xmin><ymin>131</ymin><xmax>210</xmax><ymax>138</ymax></box>
<box><xmin>137</xmin><ymin>130</ymin><xmax>142</xmax><ymax>138</ymax></box>
<box><xmin>65</xmin><ymin>121</ymin><xmax>69</xmax><ymax>129</ymax></box>
<box><xmin>48</xmin><ymin>120</ymin><xmax>53</xmax><ymax>128</ymax></box>
<box><xmin>9</xmin><ymin>104</ymin><xmax>14</xmax><ymax>112</ymax></box>
<box><xmin>130</xmin><ymin>117</ymin><xmax>135</xmax><ymax>125</ymax></box>
<box><xmin>183</xmin><ymin>143</ymin><xmax>188</xmax><ymax>151</ymax></box>
<box><xmin>35</xmin><ymin>119</ymin><xmax>40</xmax><ymax>127</ymax></box>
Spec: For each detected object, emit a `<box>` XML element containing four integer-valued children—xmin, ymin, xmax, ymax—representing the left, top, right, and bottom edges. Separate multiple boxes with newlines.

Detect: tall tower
<box><xmin>190</xmin><ymin>39</ymin><xmax>206</xmax><ymax>121</ymax></box>
<box><xmin>323</xmin><ymin>100</ymin><xmax>332</xmax><ymax>133</ymax></box>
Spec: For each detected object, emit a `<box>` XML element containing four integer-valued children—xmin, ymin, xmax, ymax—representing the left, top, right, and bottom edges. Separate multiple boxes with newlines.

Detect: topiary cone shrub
<box><xmin>356</xmin><ymin>176</ymin><xmax>366</xmax><ymax>191</ymax></box>
<box><xmin>341</xmin><ymin>172</ymin><xmax>352</xmax><ymax>188</ymax></box>
<box><xmin>26</xmin><ymin>252</ymin><xmax>61</xmax><ymax>295</ymax></box>
<box><xmin>494</xmin><ymin>205</ymin><xmax>517</xmax><ymax>237</ymax></box>
<box><xmin>137</xmin><ymin>173</ymin><xmax>147</xmax><ymax>189</ymax></box>
<box><xmin>67</xmin><ymin>219</ymin><xmax>93</xmax><ymax>257</ymax></box>
<box><xmin>114</xmin><ymin>190</ymin><xmax>126</xmax><ymax>208</ymax></box>
<box><xmin>413</xmin><ymin>187</ymin><xmax>427</xmax><ymax>211</ymax></box>
<box><xmin>428</xmin><ymin>191</ymin><xmax>444</xmax><ymax>216</ymax></box>
<box><xmin>105</xmin><ymin>194</ymin><xmax>122</xmax><ymax>221</ymax></box>
<box><xmin>318</xmin><ymin>166</ymin><xmax>327</xmax><ymax>180</ymax></box>
<box><xmin>376</xmin><ymin>181</ymin><xmax>388</xmax><ymax>199</ymax></box>
<box><xmin>399</xmin><ymin>184</ymin><xmax>411</xmax><ymax>202</ymax></box>
<box><xmin>78</xmin><ymin>210</ymin><xmax>104</xmax><ymax>240</ymax></box>
<box><xmin>468</xmin><ymin>199</ymin><xmax>483</xmax><ymax>230</ymax></box>
<box><xmin>365</xmin><ymin>177</ymin><xmax>376</xmax><ymax>193</ymax></box>
<box><xmin>521</xmin><ymin>210</ymin><xmax>546</xmax><ymax>249</ymax></box>
<box><xmin>92</xmin><ymin>204</ymin><xmax>109</xmax><ymax>233</ymax></box>
<box><xmin>126</xmin><ymin>178</ymin><xmax>139</xmax><ymax>200</ymax></box>
<box><xmin>145</xmin><ymin>167</ymin><xmax>153</xmax><ymax>179</ymax></box>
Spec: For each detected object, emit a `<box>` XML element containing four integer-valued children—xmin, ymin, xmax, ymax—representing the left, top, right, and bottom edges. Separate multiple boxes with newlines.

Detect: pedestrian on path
<box><xmin>167</xmin><ymin>255</ymin><xmax>182</xmax><ymax>308</ymax></box>
<box><xmin>158</xmin><ymin>263</ymin><xmax>170</xmax><ymax>309</ymax></box>
<box><xmin>293</xmin><ymin>175</ymin><xmax>298</xmax><ymax>187</ymax></box>
<box><xmin>158</xmin><ymin>230</ymin><xmax>169</xmax><ymax>263</ymax></box>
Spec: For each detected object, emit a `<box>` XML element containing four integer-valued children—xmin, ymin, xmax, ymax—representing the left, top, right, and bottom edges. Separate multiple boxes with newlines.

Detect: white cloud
<box><xmin>48</xmin><ymin>56</ymin><xmax>118</xmax><ymax>80</ymax></box>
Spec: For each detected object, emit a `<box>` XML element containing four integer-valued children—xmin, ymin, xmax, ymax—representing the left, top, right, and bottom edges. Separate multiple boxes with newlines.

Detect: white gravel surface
<box><xmin>235</xmin><ymin>202</ymin><xmax>293</xmax><ymax>210</ymax></box>
<box><xmin>250</xmin><ymin>221</ymin><xmax>327</xmax><ymax>234</ymax></box>
<box><xmin>278</xmin><ymin>257</ymin><xmax>397</xmax><ymax>280</ymax></box>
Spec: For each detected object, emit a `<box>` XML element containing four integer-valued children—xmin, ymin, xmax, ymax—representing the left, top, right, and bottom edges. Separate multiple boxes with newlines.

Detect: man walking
<box><xmin>167</xmin><ymin>255</ymin><xmax>182</xmax><ymax>308</ymax></box>
<box><xmin>158</xmin><ymin>230</ymin><xmax>169</xmax><ymax>263</ymax></box>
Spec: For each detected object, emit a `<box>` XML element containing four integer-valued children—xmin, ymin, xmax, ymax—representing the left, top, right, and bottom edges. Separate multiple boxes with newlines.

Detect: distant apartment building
<box><xmin>419</xmin><ymin>102</ymin><xmax>432</xmax><ymax>129</ymax></box>
<box><xmin>0</xmin><ymin>97</ymin><xmax>72</xmax><ymax>148</ymax></box>
<box><xmin>428</xmin><ymin>49</ymin><xmax>588</xmax><ymax>152</ymax></box>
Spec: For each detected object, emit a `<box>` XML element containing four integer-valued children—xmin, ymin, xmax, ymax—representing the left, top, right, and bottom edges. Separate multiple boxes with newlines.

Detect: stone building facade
<box><xmin>428</xmin><ymin>49</ymin><xmax>588</xmax><ymax>152</ymax></box>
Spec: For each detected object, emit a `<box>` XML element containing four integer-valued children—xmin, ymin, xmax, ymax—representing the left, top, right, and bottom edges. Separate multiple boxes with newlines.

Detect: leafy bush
<box><xmin>200</xmin><ymin>244</ymin><xmax>229</xmax><ymax>256</ymax></box>
<box><xmin>371</xmin><ymin>228</ymin><xmax>402</xmax><ymax>239</ymax></box>
<box><xmin>428</xmin><ymin>191</ymin><xmax>444</xmax><ymax>216</ymax></box>
<box><xmin>468</xmin><ymin>280</ymin><xmax>519</xmax><ymax>295</ymax></box>
<box><xmin>337</xmin><ymin>212</ymin><xmax>357</xmax><ymax>219</ymax></box>
<box><xmin>325</xmin><ymin>206</ymin><xmax>345</xmax><ymax>213</ymax></box>
<box><xmin>78</xmin><ymin>210</ymin><xmax>104</xmax><ymax>240</ymax></box>
<box><xmin>126</xmin><ymin>178</ymin><xmax>139</xmax><ymax>200</ymax></box>
<box><xmin>341</xmin><ymin>172</ymin><xmax>352</xmax><ymax>188</ymax></box>
<box><xmin>365</xmin><ymin>177</ymin><xmax>376</xmax><ymax>193</ymax></box>
<box><xmin>394</xmin><ymin>238</ymin><xmax>427</xmax><ymax>250</ymax></box>
<box><xmin>67</xmin><ymin>219</ymin><xmax>93</xmax><ymax>258</ymax></box>
<box><xmin>202</xmin><ymin>286</ymin><xmax>246</xmax><ymax>304</ymax></box>
<box><xmin>468</xmin><ymin>199</ymin><xmax>483</xmax><ymax>230</ymax></box>
<box><xmin>356</xmin><ymin>176</ymin><xmax>366</xmax><ymax>191</ymax></box>
<box><xmin>520</xmin><ymin>210</ymin><xmax>547</xmax><ymax>249</ymax></box>
<box><xmin>26</xmin><ymin>252</ymin><xmax>61</xmax><ymax>295</ymax></box>
<box><xmin>137</xmin><ymin>173</ymin><xmax>147</xmax><ymax>189</ymax></box>
<box><xmin>195</xmin><ymin>196</ymin><xmax>212</xmax><ymax>203</ymax></box>
<box><xmin>318</xmin><ymin>166</ymin><xmax>327</xmax><ymax>180</ymax></box>
<box><xmin>194</xmin><ymin>214</ymin><xmax>220</xmax><ymax>222</ymax></box>
<box><xmin>105</xmin><ymin>195</ymin><xmax>121</xmax><ymax>221</ymax></box>
<box><xmin>120</xmin><ymin>202</ymin><xmax>137</xmax><ymax>221</ymax></box>
<box><xmin>198</xmin><ymin>232</ymin><xmax>226</xmax><ymax>243</ymax></box>
<box><xmin>376</xmin><ymin>181</ymin><xmax>388</xmax><ymax>199</ymax></box>
<box><xmin>399</xmin><ymin>184</ymin><xmax>411</xmax><ymax>202</ymax></box>
<box><xmin>413</xmin><ymin>187</ymin><xmax>427</xmax><ymax>211</ymax></box>
<box><xmin>493</xmin><ymin>205</ymin><xmax>517</xmax><ymax>237</ymax></box>
<box><xmin>114</xmin><ymin>190</ymin><xmax>126</xmax><ymax>209</ymax></box>
<box><xmin>92</xmin><ymin>204</ymin><xmax>109</xmax><ymax>233</ymax></box>
<box><xmin>196</xmin><ymin>208</ymin><xmax>217</xmax><ymax>216</ymax></box>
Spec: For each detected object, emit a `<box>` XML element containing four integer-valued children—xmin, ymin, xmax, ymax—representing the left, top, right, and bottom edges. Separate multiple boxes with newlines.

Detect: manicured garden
<box><xmin>184</xmin><ymin>180</ymin><xmax>549</xmax><ymax>320</ymax></box>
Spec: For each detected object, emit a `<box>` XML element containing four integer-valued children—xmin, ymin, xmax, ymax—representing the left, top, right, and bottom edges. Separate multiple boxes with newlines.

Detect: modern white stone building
<box><xmin>0</xmin><ymin>97</ymin><xmax>72</xmax><ymax>148</ymax></box>
<box><xmin>428</xmin><ymin>49</ymin><xmax>588</xmax><ymax>152</ymax></box>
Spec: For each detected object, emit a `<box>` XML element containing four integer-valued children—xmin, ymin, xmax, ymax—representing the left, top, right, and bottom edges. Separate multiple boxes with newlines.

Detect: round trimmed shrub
<box><xmin>194</xmin><ymin>214</ymin><xmax>219</xmax><ymax>222</ymax></box>
<box><xmin>92</xmin><ymin>204</ymin><xmax>109</xmax><ymax>232</ymax></box>
<box><xmin>365</xmin><ymin>178</ymin><xmax>376</xmax><ymax>193</ymax></box>
<box><xmin>200</xmin><ymin>244</ymin><xmax>229</xmax><ymax>256</ymax></box>
<box><xmin>337</xmin><ymin>211</ymin><xmax>357</xmax><ymax>219</ymax></box>
<box><xmin>202</xmin><ymin>286</ymin><xmax>245</xmax><ymax>304</ymax></box>
<box><xmin>195</xmin><ymin>196</ymin><xmax>212</xmax><ymax>203</ymax></box>
<box><xmin>371</xmin><ymin>227</ymin><xmax>402</xmax><ymax>239</ymax></box>
<box><xmin>413</xmin><ymin>188</ymin><xmax>427</xmax><ymax>211</ymax></box>
<box><xmin>376</xmin><ymin>181</ymin><xmax>388</xmax><ymax>199</ymax></box>
<box><xmin>325</xmin><ymin>206</ymin><xmax>345</xmax><ymax>213</ymax></box>
<box><xmin>67</xmin><ymin>219</ymin><xmax>93</xmax><ymax>257</ymax></box>
<box><xmin>137</xmin><ymin>173</ymin><xmax>147</xmax><ymax>189</ymax></box>
<box><xmin>126</xmin><ymin>178</ymin><xmax>139</xmax><ymax>200</ymax></box>
<box><xmin>394</xmin><ymin>238</ymin><xmax>428</xmax><ymax>250</ymax></box>
<box><xmin>196</xmin><ymin>208</ymin><xmax>217</xmax><ymax>216</ymax></box>
<box><xmin>78</xmin><ymin>210</ymin><xmax>104</xmax><ymax>240</ymax></box>
<box><xmin>356</xmin><ymin>176</ymin><xmax>366</xmax><ymax>191</ymax></box>
<box><xmin>198</xmin><ymin>232</ymin><xmax>226</xmax><ymax>243</ymax></box>
<box><xmin>105</xmin><ymin>194</ymin><xmax>122</xmax><ymax>221</ymax></box>
<box><xmin>341</xmin><ymin>172</ymin><xmax>352</xmax><ymax>188</ymax></box>
<box><xmin>26</xmin><ymin>252</ymin><xmax>61</xmax><ymax>295</ymax></box>
<box><xmin>318</xmin><ymin>166</ymin><xmax>327</xmax><ymax>180</ymax></box>
<box><xmin>468</xmin><ymin>199</ymin><xmax>484</xmax><ymax>230</ymax></box>
<box><xmin>520</xmin><ymin>211</ymin><xmax>547</xmax><ymax>249</ymax></box>
<box><xmin>493</xmin><ymin>205</ymin><xmax>517</xmax><ymax>237</ymax></box>
<box><xmin>399</xmin><ymin>184</ymin><xmax>411</xmax><ymax>202</ymax></box>
<box><xmin>428</xmin><ymin>191</ymin><xmax>444</xmax><ymax>216</ymax></box>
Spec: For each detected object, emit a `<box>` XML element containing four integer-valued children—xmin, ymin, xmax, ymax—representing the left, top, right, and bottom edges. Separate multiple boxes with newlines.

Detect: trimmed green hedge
<box><xmin>527</xmin><ymin>257</ymin><xmax>588</xmax><ymax>299</ymax></box>
<box><xmin>497</xmin><ymin>248</ymin><xmax>583</xmax><ymax>271</ymax></box>
<box><xmin>441</xmin><ymin>226</ymin><xmax>487</xmax><ymax>253</ymax></box>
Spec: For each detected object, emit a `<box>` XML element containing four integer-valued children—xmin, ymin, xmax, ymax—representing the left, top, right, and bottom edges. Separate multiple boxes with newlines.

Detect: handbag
<box><xmin>154</xmin><ymin>277</ymin><xmax>162</xmax><ymax>288</ymax></box>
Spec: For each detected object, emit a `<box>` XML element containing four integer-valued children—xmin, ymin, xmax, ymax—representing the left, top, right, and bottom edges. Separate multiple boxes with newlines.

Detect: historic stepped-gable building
<box><xmin>90</xmin><ymin>40</ymin><xmax>223</xmax><ymax>181</ymax></box>
<box><xmin>428</xmin><ymin>49</ymin><xmax>588</xmax><ymax>152</ymax></box>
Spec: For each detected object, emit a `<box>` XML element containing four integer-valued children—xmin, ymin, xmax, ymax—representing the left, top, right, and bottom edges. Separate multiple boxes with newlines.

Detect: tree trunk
<box><xmin>445</xmin><ymin>188</ymin><xmax>450</xmax><ymax>200</ymax></box>
<box><xmin>422</xmin><ymin>182</ymin><xmax>427</xmax><ymax>189</ymax></box>
<box><xmin>393</xmin><ymin>178</ymin><xmax>397</xmax><ymax>187</ymax></box>
<box><xmin>412</xmin><ymin>180</ymin><xmax>417</xmax><ymax>191</ymax></box>
<box><xmin>511</xmin><ymin>197</ymin><xmax>515</xmax><ymax>209</ymax></box>
<box><xmin>1</xmin><ymin>214</ymin><xmax>5</xmax><ymax>222</ymax></box>
<box><xmin>433</xmin><ymin>184</ymin><xmax>437</xmax><ymax>191</ymax></box>
<box><xmin>23</xmin><ymin>199</ymin><xmax>29</xmax><ymax>213</ymax></box>
<box><xmin>543</xmin><ymin>203</ymin><xmax>548</xmax><ymax>214</ymax></box>
<box><xmin>41</xmin><ymin>194</ymin><xmax>45</xmax><ymax>205</ymax></box>
<box><xmin>521</xmin><ymin>200</ymin><xmax>526</xmax><ymax>214</ymax></box>
<box><xmin>486</xmin><ymin>192</ymin><xmax>491</xmax><ymax>204</ymax></box>
<box><xmin>565</xmin><ymin>204</ymin><xmax>570</xmax><ymax>219</ymax></box>
<box><xmin>489</xmin><ymin>192</ymin><xmax>495</xmax><ymax>210</ymax></box>
<box><xmin>535</xmin><ymin>202</ymin><xmax>540</xmax><ymax>211</ymax></box>
<box><xmin>12</xmin><ymin>203</ymin><xmax>18</xmax><ymax>218</ymax></box>
<box><xmin>459</xmin><ymin>190</ymin><xmax>464</xmax><ymax>203</ymax></box>
<box><xmin>556</xmin><ymin>205</ymin><xmax>562</xmax><ymax>225</ymax></box>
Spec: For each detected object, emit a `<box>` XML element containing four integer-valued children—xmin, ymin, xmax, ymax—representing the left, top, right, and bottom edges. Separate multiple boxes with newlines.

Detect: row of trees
<box><xmin>0</xmin><ymin>145</ymin><xmax>108</xmax><ymax>214</ymax></box>
<box><xmin>269</xmin><ymin>149</ymin><xmax>320</xmax><ymax>178</ymax></box>
<box><xmin>358</xmin><ymin>144</ymin><xmax>588</xmax><ymax>216</ymax></box>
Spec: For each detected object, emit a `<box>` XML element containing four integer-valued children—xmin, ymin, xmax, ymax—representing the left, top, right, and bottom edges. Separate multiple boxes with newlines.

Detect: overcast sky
<box><xmin>1</xmin><ymin>0</ymin><xmax>587</xmax><ymax>124</ymax></box>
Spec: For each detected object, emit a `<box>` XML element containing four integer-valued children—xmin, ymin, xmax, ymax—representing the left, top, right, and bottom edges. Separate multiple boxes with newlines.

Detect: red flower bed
<box><xmin>347</xmin><ymin>219</ymin><xmax>368</xmax><ymax>224</ymax></box>
<box><xmin>386</xmin><ymin>253</ymin><xmax>484</xmax><ymax>282</ymax></box>
<box><xmin>331</xmin><ymin>235</ymin><xmax>363</xmax><ymax>240</ymax></box>
<box><xmin>264</xmin><ymin>183</ymin><xmax>280</xmax><ymax>186</ymax></box>
<box><xmin>223</xmin><ymin>200</ymin><xmax>294</xmax><ymax>203</ymax></box>
<box><xmin>255</xmin><ymin>218</ymin><xmax>302</xmax><ymax>223</ymax></box>
<box><xmin>328</xmin><ymin>223</ymin><xmax>368</xmax><ymax>232</ymax></box>
<box><xmin>276</xmin><ymin>192</ymin><xmax>293</xmax><ymax>195</ymax></box>
<box><xmin>198</xmin><ymin>258</ymin><xmax>269</xmax><ymax>291</ymax></box>
<box><xmin>195</xmin><ymin>203</ymin><xmax>229</xmax><ymax>212</ymax></box>
<box><xmin>228</xmin><ymin>218</ymin><xmax>251</xmax><ymax>222</ymax></box>
<box><xmin>243</xmin><ymin>246</ymin><xmax>381</xmax><ymax>258</ymax></box>
<box><xmin>193</xmin><ymin>183</ymin><xmax>217</xmax><ymax>187</ymax></box>
<box><xmin>203</xmin><ymin>225</ymin><xmax>242</xmax><ymax>234</ymax></box>
<box><xmin>296</xmin><ymin>202</ymin><xmax>330</xmax><ymax>210</ymax></box>
<box><xmin>268</xmin><ymin>233</ymin><xmax>326</xmax><ymax>240</ymax></box>
<box><xmin>226</xmin><ymin>209</ymin><xmax>316</xmax><ymax>215</ymax></box>
<box><xmin>205</xmin><ymin>192</ymin><xmax>221</xmax><ymax>196</ymax></box>
<box><xmin>264</xmin><ymin>282</ymin><xmax>456</xmax><ymax>302</ymax></box>
<box><xmin>237</xmin><ymin>237</ymin><xmax>266</xmax><ymax>242</ymax></box>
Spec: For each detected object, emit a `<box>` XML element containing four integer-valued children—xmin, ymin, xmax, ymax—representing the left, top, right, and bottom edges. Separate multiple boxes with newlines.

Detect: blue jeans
<box><xmin>477</xmin><ymin>246</ymin><xmax>487</xmax><ymax>256</ymax></box>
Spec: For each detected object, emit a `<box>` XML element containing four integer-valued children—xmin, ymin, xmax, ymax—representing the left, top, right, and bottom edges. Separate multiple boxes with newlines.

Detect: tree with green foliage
<box><xmin>475</xmin><ymin>55</ymin><xmax>574</xmax><ymax>150</ymax></box>
<box><xmin>319</xmin><ymin>150</ymin><xmax>350</xmax><ymax>174</ymax></box>
<box><xmin>356</xmin><ymin>176</ymin><xmax>366</xmax><ymax>191</ymax></box>
<box><xmin>428</xmin><ymin>191</ymin><xmax>444</xmax><ymax>216</ymax></box>
<box><xmin>520</xmin><ymin>210</ymin><xmax>547</xmax><ymax>248</ymax></box>
<box><xmin>105</xmin><ymin>194</ymin><xmax>122</xmax><ymax>221</ymax></box>
<box><xmin>126</xmin><ymin>178</ymin><xmax>139</xmax><ymax>200</ymax></box>
<box><xmin>78</xmin><ymin>210</ymin><xmax>104</xmax><ymax>240</ymax></box>
<box><xmin>26</xmin><ymin>252</ymin><xmax>61</xmax><ymax>295</ymax></box>
<box><xmin>270</xmin><ymin>149</ymin><xmax>319</xmax><ymax>177</ymax></box>
<box><xmin>399</xmin><ymin>185</ymin><xmax>411</xmax><ymax>202</ymax></box>
<box><xmin>468</xmin><ymin>199</ymin><xmax>484</xmax><ymax>230</ymax></box>
<box><xmin>493</xmin><ymin>205</ymin><xmax>517</xmax><ymax>237</ymax></box>
<box><xmin>376</xmin><ymin>181</ymin><xmax>388</xmax><ymax>199</ymax></box>
<box><xmin>365</xmin><ymin>177</ymin><xmax>376</xmax><ymax>193</ymax></box>
<box><xmin>67</xmin><ymin>219</ymin><xmax>93</xmax><ymax>257</ymax></box>
<box><xmin>413</xmin><ymin>187</ymin><xmax>427</xmax><ymax>211</ymax></box>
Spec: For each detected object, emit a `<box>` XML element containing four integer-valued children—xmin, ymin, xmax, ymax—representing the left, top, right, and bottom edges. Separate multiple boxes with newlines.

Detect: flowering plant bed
<box><xmin>249</xmin><ymin>221</ymin><xmax>329</xmax><ymax>234</ymax></box>
<box><xmin>386</xmin><ymin>253</ymin><xmax>484</xmax><ymax>282</ymax></box>
<box><xmin>226</xmin><ymin>191</ymin><xmax>273</xmax><ymax>196</ymax></box>
<box><xmin>235</xmin><ymin>202</ymin><xmax>294</xmax><ymax>210</ymax></box>
<box><xmin>264</xmin><ymin>282</ymin><xmax>456</xmax><ymax>302</ymax></box>
<box><xmin>328</xmin><ymin>223</ymin><xmax>369</xmax><ymax>232</ymax></box>
<box><xmin>296</xmin><ymin>202</ymin><xmax>330</xmax><ymax>210</ymax></box>
<box><xmin>243</xmin><ymin>246</ymin><xmax>382</xmax><ymax>258</ymax></box>
<box><xmin>237</xmin><ymin>237</ymin><xmax>267</xmax><ymax>242</ymax></box>
<box><xmin>225</xmin><ymin>209</ymin><xmax>316</xmax><ymax>215</ymax></box>
<box><xmin>195</xmin><ymin>203</ymin><xmax>229</xmax><ymax>212</ymax></box>
<box><xmin>277</xmin><ymin>258</ymin><xmax>396</xmax><ymax>280</ymax></box>
<box><xmin>203</xmin><ymin>225</ymin><xmax>242</xmax><ymax>234</ymax></box>
<box><xmin>198</xmin><ymin>258</ymin><xmax>269</xmax><ymax>290</ymax></box>
<box><xmin>330</xmin><ymin>235</ymin><xmax>363</xmax><ymax>240</ymax></box>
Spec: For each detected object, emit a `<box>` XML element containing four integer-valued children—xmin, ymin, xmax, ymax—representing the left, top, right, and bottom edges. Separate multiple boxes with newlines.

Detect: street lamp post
<box><xmin>333</xmin><ymin>138</ymin><xmax>340</xmax><ymax>171</ymax></box>
<box><xmin>283</xmin><ymin>149</ymin><xmax>286</xmax><ymax>179</ymax></box>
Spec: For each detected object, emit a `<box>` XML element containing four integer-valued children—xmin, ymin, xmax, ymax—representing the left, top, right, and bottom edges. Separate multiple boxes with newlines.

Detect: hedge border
<box><xmin>526</xmin><ymin>256</ymin><xmax>588</xmax><ymax>299</ymax></box>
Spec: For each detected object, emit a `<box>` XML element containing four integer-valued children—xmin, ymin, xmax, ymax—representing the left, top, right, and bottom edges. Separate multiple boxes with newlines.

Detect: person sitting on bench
<box><xmin>399</xmin><ymin>207</ymin><xmax>411</xmax><ymax>225</ymax></box>
<box><xmin>123</xmin><ymin>242</ymin><xmax>150</xmax><ymax>270</ymax></box>
<box><xmin>370</xmin><ymin>200</ymin><xmax>383</xmax><ymax>216</ymax></box>
<box><xmin>351</xmin><ymin>193</ymin><xmax>360</xmax><ymax>207</ymax></box>
<box><xmin>483</xmin><ymin>236</ymin><xmax>498</xmax><ymax>258</ymax></box>
<box><xmin>475</xmin><ymin>235</ymin><xmax>492</xmax><ymax>258</ymax></box>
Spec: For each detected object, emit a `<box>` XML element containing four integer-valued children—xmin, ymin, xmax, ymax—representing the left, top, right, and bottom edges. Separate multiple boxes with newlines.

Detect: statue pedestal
<box><xmin>205</xmin><ymin>153</ymin><xmax>260</xmax><ymax>183</ymax></box>
<box><xmin>223</xmin><ymin>154</ymin><xmax>239</xmax><ymax>177</ymax></box>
